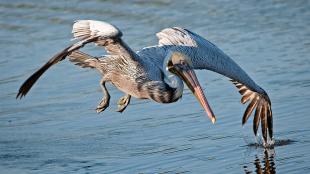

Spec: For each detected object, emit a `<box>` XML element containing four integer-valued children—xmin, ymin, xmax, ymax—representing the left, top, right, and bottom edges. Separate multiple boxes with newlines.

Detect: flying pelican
<box><xmin>16</xmin><ymin>20</ymin><xmax>273</xmax><ymax>145</ymax></box>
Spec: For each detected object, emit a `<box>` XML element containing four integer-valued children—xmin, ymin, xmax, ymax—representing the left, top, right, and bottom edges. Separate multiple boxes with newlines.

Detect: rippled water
<box><xmin>1</xmin><ymin>0</ymin><xmax>310</xmax><ymax>173</ymax></box>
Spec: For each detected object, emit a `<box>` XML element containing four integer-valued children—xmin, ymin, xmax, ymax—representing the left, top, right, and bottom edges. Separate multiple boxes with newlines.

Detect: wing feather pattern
<box><xmin>231</xmin><ymin>79</ymin><xmax>273</xmax><ymax>144</ymax></box>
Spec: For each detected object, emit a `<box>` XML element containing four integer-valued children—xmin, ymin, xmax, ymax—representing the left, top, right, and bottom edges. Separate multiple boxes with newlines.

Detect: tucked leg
<box><xmin>116</xmin><ymin>94</ymin><xmax>131</xmax><ymax>113</ymax></box>
<box><xmin>96</xmin><ymin>78</ymin><xmax>110</xmax><ymax>113</ymax></box>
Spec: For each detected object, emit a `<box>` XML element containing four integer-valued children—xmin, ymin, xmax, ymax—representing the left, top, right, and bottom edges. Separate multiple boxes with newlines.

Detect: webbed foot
<box><xmin>116</xmin><ymin>94</ymin><xmax>131</xmax><ymax>113</ymax></box>
<box><xmin>96</xmin><ymin>97</ymin><xmax>110</xmax><ymax>113</ymax></box>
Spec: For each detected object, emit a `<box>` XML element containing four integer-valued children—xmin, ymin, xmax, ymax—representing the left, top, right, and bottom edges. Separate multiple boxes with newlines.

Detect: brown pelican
<box><xmin>16</xmin><ymin>20</ymin><xmax>273</xmax><ymax>146</ymax></box>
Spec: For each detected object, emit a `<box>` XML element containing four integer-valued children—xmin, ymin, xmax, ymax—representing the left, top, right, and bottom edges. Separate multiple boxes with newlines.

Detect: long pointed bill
<box><xmin>178</xmin><ymin>67</ymin><xmax>216</xmax><ymax>124</ymax></box>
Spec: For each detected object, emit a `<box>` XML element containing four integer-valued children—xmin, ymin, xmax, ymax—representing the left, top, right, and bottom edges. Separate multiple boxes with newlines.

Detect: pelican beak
<box><xmin>175</xmin><ymin>65</ymin><xmax>216</xmax><ymax>124</ymax></box>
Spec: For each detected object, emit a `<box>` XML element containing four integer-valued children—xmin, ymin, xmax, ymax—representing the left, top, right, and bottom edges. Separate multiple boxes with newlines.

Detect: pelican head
<box><xmin>166</xmin><ymin>52</ymin><xmax>216</xmax><ymax>124</ymax></box>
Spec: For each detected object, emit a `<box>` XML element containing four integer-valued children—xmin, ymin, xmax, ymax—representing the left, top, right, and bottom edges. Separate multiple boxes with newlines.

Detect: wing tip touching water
<box><xmin>230</xmin><ymin>79</ymin><xmax>273</xmax><ymax>145</ymax></box>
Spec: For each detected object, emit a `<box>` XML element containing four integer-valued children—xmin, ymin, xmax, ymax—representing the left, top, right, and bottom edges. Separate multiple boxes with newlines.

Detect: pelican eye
<box><xmin>180</xmin><ymin>60</ymin><xmax>186</xmax><ymax>65</ymax></box>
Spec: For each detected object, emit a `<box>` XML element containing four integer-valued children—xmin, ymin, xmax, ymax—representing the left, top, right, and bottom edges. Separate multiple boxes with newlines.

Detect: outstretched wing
<box><xmin>17</xmin><ymin>20</ymin><xmax>127</xmax><ymax>99</ymax></box>
<box><xmin>138</xmin><ymin>27</ymin><xmax>273</xmax><ymax>144</ymax></box>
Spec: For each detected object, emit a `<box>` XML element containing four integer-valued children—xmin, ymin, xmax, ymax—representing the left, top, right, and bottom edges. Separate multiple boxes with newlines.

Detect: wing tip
<box><xmin>16</xmin><ymin>91</ymin><xmax>23</xmax><ymax>99</ymax></box>
<box><xmin>254</xmin><ymin>95</ymin><xmax>273</xmax><ymax>145</ymax></box>
<box><xmin>16</xmin><ymin>76</ymin><xmax>36</xmax><ymax>100</ymax></box>
<box><xmin>233</xmin><ymin>79</ymin><xmax>273</xmax><ymax>146</ymax></box>
<box><xmin>16</xmin><ymin>91</ymin><xmax>24</xmax><ymax>99</ymax></box>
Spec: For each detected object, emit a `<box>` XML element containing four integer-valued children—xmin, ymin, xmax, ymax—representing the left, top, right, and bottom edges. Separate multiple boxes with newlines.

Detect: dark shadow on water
<box><xmin>243</xmin><ymin>139</ymin><xmax>295</xmax><ymax>174</ymax></box>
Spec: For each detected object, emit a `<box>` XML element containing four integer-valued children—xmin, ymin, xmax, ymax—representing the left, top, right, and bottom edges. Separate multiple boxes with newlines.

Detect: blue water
<box><xmin>1</xmin><ymin>0</ymin><xmax>310</xmax><ymax>173</ymax></box>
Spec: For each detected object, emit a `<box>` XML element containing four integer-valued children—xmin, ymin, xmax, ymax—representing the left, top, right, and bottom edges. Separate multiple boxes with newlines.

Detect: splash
<box><xmin>242</xmin><ymin>129</ymin><xmax>295</xmax><ymax>148</ymax></box>
<box><xmin>246</xmin><ymin>137</ymin><xmax>295</xmax><ymax>148</ymax></box>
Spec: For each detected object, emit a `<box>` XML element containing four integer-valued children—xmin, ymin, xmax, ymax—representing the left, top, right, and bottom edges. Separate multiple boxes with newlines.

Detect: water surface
<box><xmin>1</xmin><ymin>0</ymin><xmax>310</xmax><ymax>173</ymax></box>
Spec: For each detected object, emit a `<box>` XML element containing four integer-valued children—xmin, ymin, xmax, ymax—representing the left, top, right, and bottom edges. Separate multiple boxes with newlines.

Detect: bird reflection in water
<box><xmin>243</xmin><ymin>149</ymin><xmax>276</xmax><ymax>174</ymax></box>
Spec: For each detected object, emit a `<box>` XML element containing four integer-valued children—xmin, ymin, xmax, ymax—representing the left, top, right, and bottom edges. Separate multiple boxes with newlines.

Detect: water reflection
<box><xmin>243</xmin><ymin>149</ymin><xmax>276</xmax><ymax>174</ymax></box>
<box><xmin>242</xmin><ymin>139</ymin><xmax>296</xmax><ymax>173</ymax></box>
